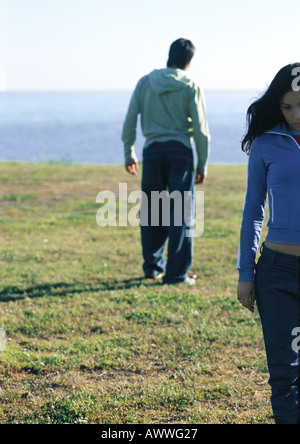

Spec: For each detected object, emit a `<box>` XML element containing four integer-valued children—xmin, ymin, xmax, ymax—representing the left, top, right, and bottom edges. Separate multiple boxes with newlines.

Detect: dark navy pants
<box><xmin>256</xmin><ymin>245</ymin><xmax>300</xmax><ymax>424</ymax></box>
<box><xmin>141</xmin><ymin>141</ymin><xmax>194</xmax><ymax>284</ymax></box>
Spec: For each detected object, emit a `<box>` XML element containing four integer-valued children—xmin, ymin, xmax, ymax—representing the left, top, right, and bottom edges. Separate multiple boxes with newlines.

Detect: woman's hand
<box><xmin>237</xmin><ymin>281</ymin><xmax>256</xmax><ymax>313</ymax></box>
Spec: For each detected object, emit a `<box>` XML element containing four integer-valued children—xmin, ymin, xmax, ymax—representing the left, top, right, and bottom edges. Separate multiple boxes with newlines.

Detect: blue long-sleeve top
<box><xmin>237</xmin><ymin>123</ymin><xmax>300</xmax><ymax>281</ymax></box>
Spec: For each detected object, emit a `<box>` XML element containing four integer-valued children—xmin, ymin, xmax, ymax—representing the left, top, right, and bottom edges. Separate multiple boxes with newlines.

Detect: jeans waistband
<box><xmin>261</xmin><ymin>243</ymin><xmax>300</xmax><ymax>269</ymax></box>
<box><xmin>145</xmin><ymin>140</ymin><xmax>191</xmax><ymax>152</ymax></box>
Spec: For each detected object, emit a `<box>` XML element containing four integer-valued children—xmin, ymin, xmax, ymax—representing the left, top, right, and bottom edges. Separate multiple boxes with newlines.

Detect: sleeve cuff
<box><xmin>238</xmin><ymin>268</ymin><xmax>256</xmax><ymax>282</ymax></box>
<box><xmin>196</xmin><ymin>163</ymin><xmax>208</xmax><ymax>176</ymax></box>
<box><xmin>125</xmin><ymin>148</ymin><xmax>138</xmax><ymax>165</ymax></box>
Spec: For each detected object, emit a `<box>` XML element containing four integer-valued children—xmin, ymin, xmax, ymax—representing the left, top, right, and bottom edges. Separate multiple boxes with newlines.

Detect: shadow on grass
<box><xmin>0</xmin><ymin>277</ymin><xmax>161</xmax><ymax>302</ymax></box>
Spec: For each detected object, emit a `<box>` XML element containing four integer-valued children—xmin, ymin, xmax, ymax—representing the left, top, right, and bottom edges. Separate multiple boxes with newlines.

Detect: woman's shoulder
<box><xmin>263</xmin><ymin>123</ymin><xmax>289</xmax><ymax>137</ymax></box>
<box><xmin>252</xmin><ymin>123</ymin><xmax>288</xmax><ymax>148</ymax></box>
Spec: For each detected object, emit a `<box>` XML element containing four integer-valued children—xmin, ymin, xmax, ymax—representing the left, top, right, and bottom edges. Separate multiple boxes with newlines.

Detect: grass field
<box><xmin>0</xmin><ymin>162</ymin><xmax>273</xmax><ymax>424</ymax></box>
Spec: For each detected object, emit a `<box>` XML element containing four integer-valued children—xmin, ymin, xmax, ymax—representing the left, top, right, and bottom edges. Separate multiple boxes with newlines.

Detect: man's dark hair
<box><xmin>167</xmin><ymin>38</ymin><xmax>195</xmax><ymax>69</ymax></box>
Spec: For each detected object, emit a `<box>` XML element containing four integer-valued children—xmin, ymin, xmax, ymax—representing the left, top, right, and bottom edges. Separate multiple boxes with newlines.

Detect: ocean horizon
<box><xmin>0</xmin><ymin>89</ymin><xmax>260</xmax><ymax>166</ymax></box>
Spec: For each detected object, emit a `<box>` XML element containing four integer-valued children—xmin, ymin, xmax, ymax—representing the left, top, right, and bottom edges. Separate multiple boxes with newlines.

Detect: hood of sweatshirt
<box><xmin>148</xmin><ymin>68</ymin><xmax>193</xmax><ymax>95</ymax></box>
<box><xmin>265</xmin><ymin>123</ymin><xmax>291</xmax><ymax>136</ymax></box>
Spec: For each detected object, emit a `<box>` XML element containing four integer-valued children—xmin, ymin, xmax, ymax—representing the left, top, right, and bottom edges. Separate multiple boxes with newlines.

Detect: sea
<box><xmin>0</xmin><ymin>90</ymin><xmax>260</xmax><ymax>166</ymax></box>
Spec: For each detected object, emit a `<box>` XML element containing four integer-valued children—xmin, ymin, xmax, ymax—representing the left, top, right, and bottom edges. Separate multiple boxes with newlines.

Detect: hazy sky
<box><xmin>0</xmin><ymin>0</ymin><xmax>299</xmax><ymax>91</ymax></box>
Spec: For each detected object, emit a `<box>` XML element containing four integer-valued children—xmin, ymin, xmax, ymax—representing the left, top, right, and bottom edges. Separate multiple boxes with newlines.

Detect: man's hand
<box><xmin>125</xmin><ymin>162</ymin><xmax>139</xmax><ymax>176</ymax></box>
<box><xmin>237</xmin><ymin>281</ymin><xmax>256</xmax><ymax>313</ymax></box>
<box><xmin>195</xmin><ymin>173</ymin><xmax>206</xmax><ymax>185</ymax></box>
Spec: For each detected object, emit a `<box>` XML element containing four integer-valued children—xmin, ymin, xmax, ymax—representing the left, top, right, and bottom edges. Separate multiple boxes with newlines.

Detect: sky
<box><xmin>0</xmin><ymin>0</ymin><xmax>299</xmax><ymax>91</ymax></box>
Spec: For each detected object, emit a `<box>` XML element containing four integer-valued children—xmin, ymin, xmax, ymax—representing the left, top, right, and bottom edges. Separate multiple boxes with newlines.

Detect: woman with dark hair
<box><xmin>237</xmin><ymin>63</ymin><xmax>300</xmax><ymax>424</ymax></box>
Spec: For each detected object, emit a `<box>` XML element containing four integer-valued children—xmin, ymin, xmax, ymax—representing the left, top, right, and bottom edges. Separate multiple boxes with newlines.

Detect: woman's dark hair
<box><xmin>167</xmin><ymin>38</ymin><xmax>195</xmax><ymax>70</ymax></box>
<box><xmin>242</xmin><ymin>63</ymin><xmax>300</xmax><ymax>154</ymax></box>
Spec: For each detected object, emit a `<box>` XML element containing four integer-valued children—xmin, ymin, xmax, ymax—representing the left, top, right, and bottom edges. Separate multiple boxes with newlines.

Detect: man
<box><xmin>122</xmin><ymin>38</ymin><xmax>210</xmax><ymax>285</ymax></box>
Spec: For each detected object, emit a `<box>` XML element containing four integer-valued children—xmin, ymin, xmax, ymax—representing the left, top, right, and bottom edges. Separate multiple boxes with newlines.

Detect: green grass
<box><xmin>0</xmin><ymin>162</ymin><xmax>272</xmax><ymax>424</ymax></box>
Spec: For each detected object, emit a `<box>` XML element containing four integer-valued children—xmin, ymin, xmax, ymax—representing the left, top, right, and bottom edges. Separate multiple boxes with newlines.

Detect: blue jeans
<box><xmin>141</xmin><ymin>141</ymin><xmax>194</xmax><ymax>284</ymax></box>
<box><xmin>256</xmin><ymin>245</ymin><xmax>300</xmax><ymax>424</ymax></box>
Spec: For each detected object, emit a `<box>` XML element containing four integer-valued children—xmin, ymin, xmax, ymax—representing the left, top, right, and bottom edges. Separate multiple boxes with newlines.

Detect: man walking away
<box><xmin>122</xmin><ymin>38</ymin><xmax>210</xmax><ymax>285</ymax></box>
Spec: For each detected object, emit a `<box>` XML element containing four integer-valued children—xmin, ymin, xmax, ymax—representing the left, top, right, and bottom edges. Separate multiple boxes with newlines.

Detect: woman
<box><xmin>237</xmin><ymin>63</ymin><xmax>300</xmax><ymax>424</ymax></box>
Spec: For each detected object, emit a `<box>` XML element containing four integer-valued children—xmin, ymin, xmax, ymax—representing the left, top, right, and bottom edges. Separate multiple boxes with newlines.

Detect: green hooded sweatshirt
<box><xmin>122</xmin><ymin>68</ymin><xmax>210</xmax><ymax>175</ymax></box>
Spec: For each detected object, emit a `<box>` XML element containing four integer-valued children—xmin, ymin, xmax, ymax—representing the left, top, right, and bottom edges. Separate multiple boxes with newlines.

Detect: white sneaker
<box><xmin>183</xmin><ymin>277</ymin><xmax>196</xmax><ymax>286</ymax></box>
<box><xmin>163</xmin><ymin>276</ymin><xmax>196</xmax><ymax>286</ymax></box>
